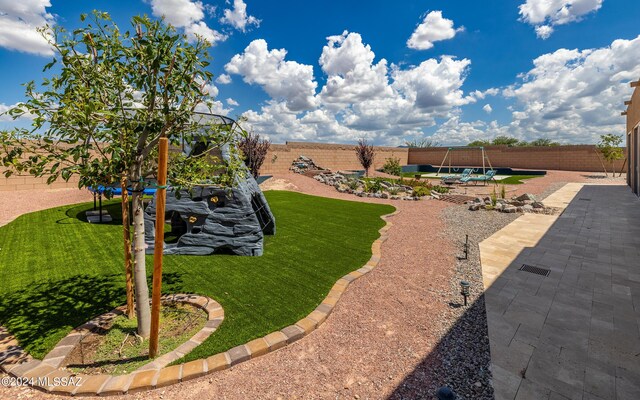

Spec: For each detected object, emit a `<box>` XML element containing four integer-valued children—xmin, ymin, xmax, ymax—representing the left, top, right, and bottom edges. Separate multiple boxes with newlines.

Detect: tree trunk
<box><xmin>121</xmin><ymin>175</ymin><xmax>135</xmax><ymax>319</ymax></box>
<box><xmin>131</xmin><ymin>172</ymin><xmax>151</xmax><ymax>338</ymax></box>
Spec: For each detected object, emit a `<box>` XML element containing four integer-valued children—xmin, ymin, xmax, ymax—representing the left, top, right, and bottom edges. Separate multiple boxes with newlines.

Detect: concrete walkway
<box><xmin>480</xmin><ymin>184</ymin><xmax>640</xmax><ymax>400</ymax></box>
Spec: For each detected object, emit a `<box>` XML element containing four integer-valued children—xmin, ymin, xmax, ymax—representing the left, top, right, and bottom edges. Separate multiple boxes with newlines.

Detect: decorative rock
<box><xmin>516</xmin><ymin>193</ymin><xmax>536</xmax><ymax>202</ymax></box>
<box><xmin>502</xmin><ymin>205</ymin><xmax>517</xmax><ymax>213</ymax></box>
<box><xmin>144</xmin><ymin>145</ymin><xmax>275</xmax><ymax>256</ymax></box>
<box><xmin>532</xmin><ymin>201</ymin><xmax>545</xmax><ymax>209</ymax></box>
<box><xmin>516</xmin><ymin>206</ymin><xmax>524</xmax><ymax>212</ymax></box>
<box><xmin>523</xmin><ymin>204</ymin><xmax>533</xmax><ymax>212</ymax></box>
<box><xmin>290</xmin><ymin>155</ymin><xmax>324</xmax><ymax>174</ymax></box>
<box><xmin>469</xmin><ymin>204</ymin><xmax>480</xmax><ymax>211</ymax></box>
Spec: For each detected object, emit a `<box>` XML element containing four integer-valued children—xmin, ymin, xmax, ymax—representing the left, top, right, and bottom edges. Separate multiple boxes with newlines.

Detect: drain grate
<box><xmin>519</xmin><ymin>264</ymin><xmax>551</xmax><ymax>277</ymax></box>
<box><xmin>578</xmin><ymin>198</ymin><xmax>591</xmax><ymax>201</ymax></box>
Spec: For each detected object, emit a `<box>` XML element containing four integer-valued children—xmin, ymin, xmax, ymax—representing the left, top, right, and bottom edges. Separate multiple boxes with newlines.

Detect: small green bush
<box><xmin>431</xmin><ymin>185</ymin><xmax>449</xmax><ymax>194</ymax></box>
<box><xmin>364</xmin><ymin>178</ymin><xmax>384</xmax><ymax>193</ymax></box>
<box><xmin>347</xmin><ymin>179</ymin><xmax>360</xmax><ymax>190</ymax></box>
<box><xmin>381</xmin><ymin>157</ymin><xmax>402</xmax><ymax>176</ymax></box>
<box><xmin>387</xmin><ymin>186</ymin><xmax>400</xmax><ymax>195</ymax></box>
<box><xmin>412</xmin><ymin>186</ymin><xmax>431</xmax><ymax>197</ymax></box>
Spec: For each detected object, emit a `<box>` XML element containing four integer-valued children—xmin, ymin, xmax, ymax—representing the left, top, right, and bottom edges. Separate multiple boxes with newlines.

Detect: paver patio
<box><xmin>480</xmin><ymin>183</ymin><xmax>640</xmax><ymax>400</ymax></box>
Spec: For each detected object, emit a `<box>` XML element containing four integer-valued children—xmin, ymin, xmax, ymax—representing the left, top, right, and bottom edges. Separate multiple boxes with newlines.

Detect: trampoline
<box><xmin>87</xmin><ymin>185</ymin><xmax>158</xmax><ymax>223</ymax></box>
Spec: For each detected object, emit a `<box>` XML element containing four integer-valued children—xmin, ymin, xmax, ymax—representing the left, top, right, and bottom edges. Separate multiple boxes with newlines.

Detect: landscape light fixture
<box><xmin>436</xmin><ymin>386</ymin><xmax>457</xmax><ymax>400</ymax></box>
<box><xmin>460</xmin><ymin>280</ymin><xmax>470</xmax><ymax>306</ymax></box>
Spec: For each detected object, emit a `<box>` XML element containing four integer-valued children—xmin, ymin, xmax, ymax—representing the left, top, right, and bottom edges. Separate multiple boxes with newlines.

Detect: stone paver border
<box><xmin>0</xmin><ymin>210</ymin><xmax>397</xmax><ymax>396</ymax></box>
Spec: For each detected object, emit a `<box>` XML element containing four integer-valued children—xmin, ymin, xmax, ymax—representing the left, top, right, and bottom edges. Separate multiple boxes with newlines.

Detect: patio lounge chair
<box><xmin>460</xmin><ymin>169</ymin><xmax>497</xmax><ymax>185</ymax></box>
<box><xmin>441</xmin><ymin>168</ymin><xmax>473</xmax><ymax>184</ymax></box>
<box><xmin>441</xmin><ymin>168</ymin><xmax>473</xmax><ymax>180</ymax></box>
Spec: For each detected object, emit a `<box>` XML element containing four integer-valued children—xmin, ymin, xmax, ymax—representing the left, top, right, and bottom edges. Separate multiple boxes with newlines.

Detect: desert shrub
<box><xmin>238</xmin><ymin>131</ymin><xmax>271</xmax><ymax>178</ymax></box>
<box><xmin>363</xmin><ymin>178</ymin><xmax>383</xmax><ymax>193</ymax></box>
<box><xmin>500</xmin><ymin>185</ymin><xmax>506</xmax><ymax>199</ymax></box>
<box><xmin>412</xmin><ymin>186</ymin><xmax>431</xmax><ymax>197</ymax></box>
<box><xmin>347</xmin><ymin>179</ymin><xmax>360</xmax><ymax>190</ymax></box>
<box><xmin>405</xmin><ymin>179</ymin><xmax>431</xmax><ymax>188</ymax></box>
<box><xmin>355</xmin><ymin>139</ymin><xmax>375</xmax><ymax>176</ymax></box>
<box><xmin>431</xmin><ymin>185</ymin><xmax>450</xmax><ymax>194</ymax></box>
<box><xmin>387</xmin><ymin>186</ymin><xmax>400</xmax><ymax>195</ymax></box>
<box><xmin>381</xmin><ymin>157</ymin><xmax>402</xmax><ymax>176</ymax></box>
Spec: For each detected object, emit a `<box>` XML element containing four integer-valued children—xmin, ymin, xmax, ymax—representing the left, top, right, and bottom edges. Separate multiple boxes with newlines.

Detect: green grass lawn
<box><xmin>0</xmin><ymin>191</ymin><xmax>394</xmax><ymax>363</ymax></box>
<box><xmin>496</xmin><ymin>175</ymin><xmax>539</xmax><ymax>184</ymax></box>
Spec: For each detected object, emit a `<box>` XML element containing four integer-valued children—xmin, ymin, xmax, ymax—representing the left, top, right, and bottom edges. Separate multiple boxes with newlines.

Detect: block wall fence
<box><xmin>0</xmin><ymin>142</ymin><xmax>626</xmax><ymax>192</ymax></box>
<box><xmin>406</xmin><ymin>145</ymin><xmax>626</xmax><ymax>173</ymax></box>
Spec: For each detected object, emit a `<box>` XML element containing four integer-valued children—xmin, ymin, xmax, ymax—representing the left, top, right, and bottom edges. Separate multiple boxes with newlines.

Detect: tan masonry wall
<box><xmin>407</xmin><ymin>145</ymin><xmax>627</xmax><ymax>173</ymax></box>
<box><xmin>0</xmin><ymin>141</ymin><xmax>627</xmax><ymax>192</ymax></box>
<box><xmin>259</xmin><ymin>141</ymin><xmax>410</xmax><ymax>175</ymax></box>
<box><xmin>0</xmin><ymin>174</ymin><xmax>81</xmax><ymax>192</ymax></box>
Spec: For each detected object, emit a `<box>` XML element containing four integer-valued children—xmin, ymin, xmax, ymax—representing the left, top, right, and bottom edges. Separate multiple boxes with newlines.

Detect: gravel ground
<box><xmin>0</xmin><ymin>170</ymin><xmax>604</xmax><ymax>399</ymax></box>
<box><xmin>0</xmin><ymin>188</ymin><xmax>93</xmax><ymax>227</ymax></box>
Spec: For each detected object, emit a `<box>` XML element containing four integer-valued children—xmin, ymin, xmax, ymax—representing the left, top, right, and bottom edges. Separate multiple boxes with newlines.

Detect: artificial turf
<box><xmin>0</xmin><ymin>191</ymin><xmax>394</xmax><ymax>362</ymax></box>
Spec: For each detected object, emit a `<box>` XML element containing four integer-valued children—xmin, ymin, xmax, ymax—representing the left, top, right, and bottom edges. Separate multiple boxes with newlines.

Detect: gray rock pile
<box><xmin>290</xmin><ymin>155</ymin><xmax>324</xmax><ymax>174</ymax></box>
<box><xmin>312</xmin><ymin>171</ymin><xmax>423</xmax><ymax>201</ymax></box>
<box><xmin>467</xmin><ymin>193</ymin><xmax>552</xmax><ymax>214</ymax></box>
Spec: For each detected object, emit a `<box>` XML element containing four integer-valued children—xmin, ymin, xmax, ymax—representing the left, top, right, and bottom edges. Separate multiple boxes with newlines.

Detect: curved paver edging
<box><xmin>0</xmin><ymin>209</ymin><xmax>397</xmax><ymax>396</ymax></box>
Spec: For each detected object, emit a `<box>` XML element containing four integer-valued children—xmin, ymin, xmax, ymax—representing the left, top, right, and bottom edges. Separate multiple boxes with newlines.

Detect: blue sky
<box><xmin>1</xmin><ymin>0</ymin><xmax>639</xmax><ymax>145</ymax></box>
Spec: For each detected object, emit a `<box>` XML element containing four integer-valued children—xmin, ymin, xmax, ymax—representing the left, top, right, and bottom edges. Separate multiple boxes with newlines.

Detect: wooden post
<box><xmin>149</xmin><ymin>137</ymin><xmax>169</xmax><ymax>359</ymax></box>
<box><xmin>121</xmin><ymin>175</ymin><xmax>134</xmax><ymax>319</ymax></box>
<box><xmin>619</xmin><ymin>157</ymin><xmax>627</xmax><ymax>178</ymax></box>
<box><xmin>436</xmin><ymin>148</ymin><xmax>450</xmax><ymax>176</ymax></box>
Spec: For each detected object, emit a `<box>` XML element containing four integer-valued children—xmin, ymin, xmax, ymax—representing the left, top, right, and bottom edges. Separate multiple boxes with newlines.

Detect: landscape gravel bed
<box><xmin>391</xmin><ymin>204</ymin><xmax>519</xmax><ymax>400</ymax></box>
<box><xmin>0</xmin><ymin>171</ymin><xmax>603</xmax><ymax>399</ymax></box>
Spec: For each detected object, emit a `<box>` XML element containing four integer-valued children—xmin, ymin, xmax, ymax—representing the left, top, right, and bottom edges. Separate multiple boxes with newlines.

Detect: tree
<box><xmin>355</xmin><ymin>138</ymin><xmax>375</xmax><ymax>177</ymax></box>
<box><xmin>405</xmin><ymin>138</ymin><xmax>439</xmax><ymax>148</ymax></box>
<box><xmin>528</xmin><ymin>138</ymin><xmax>560</xmax><ymax>147</ymax></box>
<box><xmin>0</xmin><ymin>12</ymin><xmax>238</xmax><ymax>339</ymax></box>
<box><xmin>491</xmin><ymin>136</ymin><xmax>520</xmax><ymax>146</ymax></box>
<box><xmin>238</xmin><ymin>130</ymin><xmax>270</xmax><ymax>178</ymax></box>
<box><xmin>597</xmin><ymin>134</ymin><xmax>624</xmax><ymax>177</ymax></box>
<box><xmin>467</xmin><ymin>139</ymin><xmax>491</xmax><ymax>147</ymax></box>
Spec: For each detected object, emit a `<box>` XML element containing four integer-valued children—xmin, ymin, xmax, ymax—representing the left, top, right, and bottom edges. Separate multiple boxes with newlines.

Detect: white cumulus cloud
<box><xmin>483</xmin><ymin>104</ymin><xmax>493</xmax><ymax>114</ymax></box>
<box><xmin>220</xmin><ymin>0</ymin><xmax>260</xmax><ymax>32</ymax></box>
<box><xmin>407</xmin><ymin>10</ymin><xmax>464</xmax><ymax>50</ymax></box>
<box><xmin>0</xmin><ymin>102</ymin><xmax>34</xmax><ymax>122</ymax></box>
<box><xmin>0</xmin><ymin>0</ymin><xmax>54</xmax><ymax>56</ymax></box>
<box><xmin>503</xmin><ymin>35</ymin><xmax>640</xmax><ymax>143</ymax></box>
<box><xmin>216</xmin><ymin>74</ymin><xmax>232</xmax><ymax>84</ymax></box>
<box><xmin>234</xmin><ymin>32</ymin><xmax>473</xmax><ymax>145</ymax></box>
<box><xmin>149</xmin><ymin>0</ymin><xmax>226</xmax><ymax>44</ymax></box>
<box><xmin>318</xmin><ymin>31</ymin><xmax>393</xmax><ymax>108</ymax></box>
<box><xmin>519</xmin><ymin>0</ymin><xmax>603</xmax><ymax>39</ymax></box>
<box><xmin>226</xmin><ymin>98</ymin><xmax>239</xmax><ymax>106</ymax></box>
<box><xmin>224</xmin><ymin>39</ymin><xmax>319</xmax><ymax>112</ymax></box>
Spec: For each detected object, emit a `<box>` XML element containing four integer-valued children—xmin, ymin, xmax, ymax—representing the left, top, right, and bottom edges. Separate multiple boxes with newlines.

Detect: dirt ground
<box><xmin>0</xmin><ymin>188</ymin><xmax>93</xmax><ymax>227</ymax></box>
<box><xmin>0</xmin><ymin>170</ymin><xmax>625</xmax><ymax>399</ymax></box>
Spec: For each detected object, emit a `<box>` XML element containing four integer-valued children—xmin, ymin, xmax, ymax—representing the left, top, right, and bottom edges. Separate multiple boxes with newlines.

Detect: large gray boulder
<box><xmin>144</xmin><ymin>145</ymin><xmax>275</xmax><ymax>256</ymax></box>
